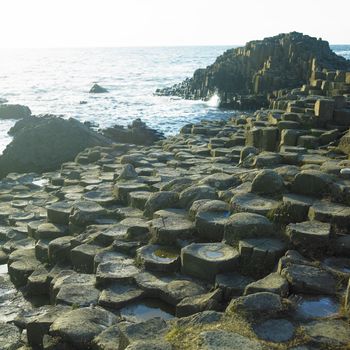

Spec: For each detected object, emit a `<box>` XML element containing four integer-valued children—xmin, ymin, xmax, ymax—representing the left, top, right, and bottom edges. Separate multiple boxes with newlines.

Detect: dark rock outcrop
<box><xmin>89</xmin><ymin>83</ymin><xmax>108</xmax><ymax>93</ymax></box>
<box><xmin>339</xmin><ymin>130</ymin><xmax>350</xmax><ymax>155</ymax></box>
<box><xmin>0</xmin><ymin>116</ymin><xmax>111</xmax><ymax>177</ymax></box>
<box><xmin>0</xmin><ymin>104</ymin><xmax>31</xmax><ymax>119</ymax></box>
<box><xmin>102</xmin><ymin>118</ymin><xmax>164</xmax><ymax>145</ymax></box>
<box><xmin>156</xmin><ymin>32</ymin><xmax>350</xmax><ymax>110</ymax></box>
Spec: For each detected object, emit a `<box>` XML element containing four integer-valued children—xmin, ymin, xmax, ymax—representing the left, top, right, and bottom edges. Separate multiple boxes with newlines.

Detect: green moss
<box><xmin>154</xmin><ymin>247</ymin><xmax>179</xmax><ymax>259</ymax></box>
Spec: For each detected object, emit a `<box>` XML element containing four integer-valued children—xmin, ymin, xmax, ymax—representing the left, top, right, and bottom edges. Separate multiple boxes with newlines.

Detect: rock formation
<box><xmin>102</xmin><ymin>118</ymin><xmax>165</xmax><ymax>145</ymax></box>
<box><xmin>156</xmin><ymin>32</ymin><xmax>350</xmax><ymax>110</ymax></box>
<box><xmin>0</xmin><ymin>104</ymin><xmax>31</xmax><ymax>119</ymax></box>
<box><xmin>0</xmin><ymin>116</ymin><xmax>111</xmax><ymax>177</ymax></box>
<box><xmin>0</xmin><ymin>34</ymin><xmax>350</xmax><ymax>350</ymax></box>
<box><xmin>89</xmin><ymin>83</ymin><xmax>109</xmax><ymax>93</ymax></box>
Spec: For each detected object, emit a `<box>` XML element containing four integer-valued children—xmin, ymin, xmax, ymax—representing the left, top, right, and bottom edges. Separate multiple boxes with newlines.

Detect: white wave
<box><xmin>206</xmin><ymin>94</ymin><xmax>220</xmax><ymax>107</ymax></box>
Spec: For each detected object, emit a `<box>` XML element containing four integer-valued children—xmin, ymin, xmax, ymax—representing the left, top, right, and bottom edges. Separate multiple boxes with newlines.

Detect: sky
<box><xmin>0</xmin><ymin>0</ymin><xmax>349</xmax><ymax>48</ymax></box>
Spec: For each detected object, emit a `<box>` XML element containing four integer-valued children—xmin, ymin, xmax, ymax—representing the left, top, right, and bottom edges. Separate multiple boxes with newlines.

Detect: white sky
<box><xmin>1</xmin><ymin>0</ymin><xmax>349</xmax><ymax>48</ymax></box>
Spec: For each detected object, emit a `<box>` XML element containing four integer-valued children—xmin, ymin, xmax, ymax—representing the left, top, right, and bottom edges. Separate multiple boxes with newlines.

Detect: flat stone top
<box><xmin>183</xmin><ymin>243</ymin><xmax>239</xmax><ymax>262</ymax></box>
<box><xmin>239</xmin><ymin>238</ymin><xmax>286</xmax><ymax>253</ymax></box>
<box><xmin>287</xmin><ymin>220</ymin><xmax>330</xmax><ymax>237</ymax></box>
<box><xmin>199</xmin><ymin>330</ymin><xmax>262</xmax><ymax>350</ymax></box>
<box><xmin>46</xmin><ymin>201</ymin><xmax>73</xmax><ymax>212</ymax></box>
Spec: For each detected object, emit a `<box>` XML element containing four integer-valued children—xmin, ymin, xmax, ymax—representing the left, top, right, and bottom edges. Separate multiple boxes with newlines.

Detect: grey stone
<box><xmin>251</xmin><ymin>170</ymin><xmax>284</xmax><ymax>195</ymax></box>
<box><xmin>118</xmin><ymin>164</ymin><xmax>138</xmax><ymax>180</ymax></box>
<box><xmin>226</xmin><ymin>292</ymin><xmax>284</xmax><ymax>316</ymax></box>
<box><xmin>119</xmin><ymin>318</ymin><xmax>168</xmax><ymax>350</ymax></box>
<box><xmin>280</xmin><ymin>264</ymin><xmax>337</xmax><ymax>295</ymax></box>
<box><xmin>231</xmin><ymin>192</ymin><xmax>280</xmax><ymax>216</ymax></box>
<box><xmin>179</xmin><ymin>185</ymin><xmax>217</xmax><ymax>209</ymax></box>
<box><xmin>96</xmin><ymin>259</ymin><xmax>140</xmax><ymax>287</ymax></box>
<box><xmin>99</xmin><ymin>283</ymin><xmax>144</xmax><ymax>309</ymax></box>
<box><xmin>239</xmin><ymin>238</ymin><xmax>286</xmax><ymax>278</ymax></box>
<box><xmin>135</xmin><ymin>272</ymin><xmax>206</xmax><ymax>306</ymax></box>
<box><xmin>244</xmin><ymin>272</ymin><xmax>289</xmax><ymax>297</ymax></box>
<box><xmin>291</xmin><ymin>170</ymin><xmax>333</xmax><ymax>197</ymax></box>
<box><xmin>46</xmin><ymin>201</ymin><xmax>73</xmax><ymax>225</ymax></box>
<box><xmin>181</xmin><ymin>243</ymin><xmax>239</xmax><ymax>282</ymax></box>
<box><xmin>143</xmin><ymin>191</ymin><xmax>179</xmax><ymax>218</ymax></box>
<box><xmin>286</xmin><ymin>220</ymin><xmax>330</xmax><ymax>252</ymax></box>
<box><xmin>224</xmin><ymin>212</ymin><xmax>274</xmax><ymax>244</ymax></box>
<box><xmin>136</xmin><ymin>244</ymin><xmax>180</xmax><ymax>273</ymax></box>
<box><xmin>194</xmin><ymin>200</ymin><xmax>231</xmax><ymax>241</ymax></box>
<box><xmin>71</xmin><ymin>244</ymin><xmax>102</xmax><ymax>273</ymax></box>
<box><xmin>92</xmin><ymin>326</ymin><xmax>120</xmax><ymax>350</ymax></box>
<box><xmin>215</xmin><ymin>273</ymin><xmax>254</xmax><ymax>300</ymax></box>
<box><xmin>149</xmin><ymin>216</ymin><xmax>195</xmax><ymax>245</ymax></box>
<box><xmin>302</xmin><ymin>320</ymin><xmax>350</xmax><ymax>348</ymax></box>
<box><xmin>176</xmin><ymin>289</ymin><xmax>223</xmax><ymax>317</ymax></box>
<box><xmin>253</xmin><ymin>319</ymin><xmax>295</xmax><ymax>342</ymax></box>
<box><xmin>50</xmin><ymin>307</ymin><xmax>117</xmax><ymax>349</ymax></box>
<box><xmin>199</xmin><ymin>330</ymin><xmax>262</xmax><ymax>350</ymax></box>
<box><xmin>0</xmin><ymin>322</ymin><xmax>21</xmax><ymax>350</ymax></box>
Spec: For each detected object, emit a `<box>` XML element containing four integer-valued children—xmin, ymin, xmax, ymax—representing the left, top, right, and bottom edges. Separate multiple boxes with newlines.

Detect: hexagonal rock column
<box><xmin>308</xmin><ymin>200</ymin><xmax>350</xmax><ymax>231</ymax></box>
<box><xmin>239</xmin><ymin>238</ymin><xmax>287</xmax><ymax>278</ymax></box>
<box><xmin>69</xmin><ymin>201</ymin><xmax>106</xmax><ymax>233</ymax></box>
<box><xmin>113</xmin><ymin>182</ymin><xmax>150</xmax><ymax>204</ymax></box>
<box><xmin>345</xmin><ymin>278</ymin><xmax>350</xmax><ymax>315</ymax></box>
<box><xmin>251</xmin><ymin>170</ymin><xmax>284</xmax><ymax>196</ymax></box>
<box><xmin>71</xmin><ymin>244</ymin><xmax>103</xmax><ymax>273</ymax></box>
<box><xmin>280</xmin><ymin>263</ymin><xmax>337</xmax><ymax>295</ymax></box>
<box><xmin>194</xmin><ymin>200</ymin><xmax>231</xmax><ymax>241</ymax></box>
<box><xmin>231</xmin><ymin>192</ymin><xmax>280</xmax><ymax>216</ymax></box>
<box><xmin>46</xmin><ymin>201</ymin><xmax>73</xmax><ymax>225</ymax></box>
<box><xmin>143</xmin><ymin>191</ymin><xmax>179</xmax><ymax>218</ymax></box>
<box><xmin>136</xmin><ymin>244</ymin><xmax>180</xmax><ymax>273</ymax></box>
<box><xmin>149</xmin><ymin>216</ymin><xmax>196</xmax><ymax>245</ymax></box>
<box><xmin>181</xmin><ymin>243</ymin><xmax>239</xmax><ymax>282</ymax></box>
<box><xmin>224</xmin><ymin>212</ymin><xmax>274</xmax><ymax>245</ymax></box>
<box><xmin>96</xmin><ymin>259</ymin><xmax>140</xmax><ymax>287</ymax></box>
<box><xmin>291</xmin><ymin>170</ymin><xmax>333</xmax><ymax>197</ymax></box>
<box><xmin>286</xmin><ymin>220</ymin><xmax>330</xmax><ymax>254</ymax></box>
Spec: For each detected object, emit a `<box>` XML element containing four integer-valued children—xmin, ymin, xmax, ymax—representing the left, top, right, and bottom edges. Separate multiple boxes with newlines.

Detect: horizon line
<box><xmin>0</xmin><ymin>43</ymin><xmax>349</xmax><ymax>50</ymax></box>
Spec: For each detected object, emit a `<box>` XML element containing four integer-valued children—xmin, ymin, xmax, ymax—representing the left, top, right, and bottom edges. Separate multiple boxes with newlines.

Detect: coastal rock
<box><xmin>102</xmin><ymin>118</ymin><xmax>164</xmax><ymax>146</ymax></box>
<box><xmin>156</xmin><ymin>32</ymin><xmax>350</xmax><ymax>109</ymax></box>
<box><xmin>253</xmin><ymin>319</ymin><xmax>295</xmax><ymax>342</ymax></box>
<box><xmin>0</xmin><ymin>116</ymin><xmax>111</xmax><ymax>177</ymax></box>
<box><xmin>181</xmin><ymin>243</ymin><xmax>239</xmax><ymax>282</ymax></box>
<box><xmin>226</xmin><ymin>292</ymin><xmax>285</xmax><ymax>317</ymax></box>
<box><xmin>280</xmin><ymin>263</ymin><xmax>337</xmax><ymax>295</ymax></box>
<box><xmin>0</xmin><ymin>104</ymin><xmax>31</xmax><ymax>119</ymax></box>
<box><xmin>49</xmin><ymin>307</ymin><xmax>117</xmax><ymax>349</ymax></box>
<box><xmin>251</xmin><ymin>169</ymin><xmax>284</xmax><ymax>195</ymax></box>
<box><xmin>224</xmin><ymin>212</ymin><xmax>274</xmax><ymax>244</ymax></box>
<box><xmin>0</xmin><ymin>322</ymin><xmax>21</xmax><ymax>350</ymax></box>
<box><xmin>89</xmin><ymin>83</ymin><xmax>108</xmax><ymax>93</ymax></box>
<box><xmin>199</xmin><ymin>330</ymin><xmax>262</xmax><ymax>350</ymax></box>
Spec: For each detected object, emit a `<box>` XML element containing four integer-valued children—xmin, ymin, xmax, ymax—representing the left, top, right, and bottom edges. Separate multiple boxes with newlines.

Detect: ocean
<box><xmin>0</xmin><ymin>45</ymin><xmax>349</xmax><ymax>153</ymax></box>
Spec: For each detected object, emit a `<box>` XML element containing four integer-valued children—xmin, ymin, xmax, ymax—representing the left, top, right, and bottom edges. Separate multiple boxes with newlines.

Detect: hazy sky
<box><xmin>1</xmin><ymin>0</ymin><xmax>349</xmax><ymax>48</ymax></box>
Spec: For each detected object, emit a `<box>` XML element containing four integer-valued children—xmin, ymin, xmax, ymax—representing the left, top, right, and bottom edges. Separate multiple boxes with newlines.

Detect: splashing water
<box><xmin>206</xmin><ymin>93</ymin><xmax>221</xmax><ymax>107</ymax></box>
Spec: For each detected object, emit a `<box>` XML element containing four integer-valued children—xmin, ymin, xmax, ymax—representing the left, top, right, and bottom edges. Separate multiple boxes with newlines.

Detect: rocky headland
<box><xmin>0</xmin><ymin>32</ymin><xmax>350</xmax><ymax>350</ymax></box>
<box><xmin>156</xmin><ymin>32</ymin><xmax>350</xmax><ymax>110</ymax></box>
